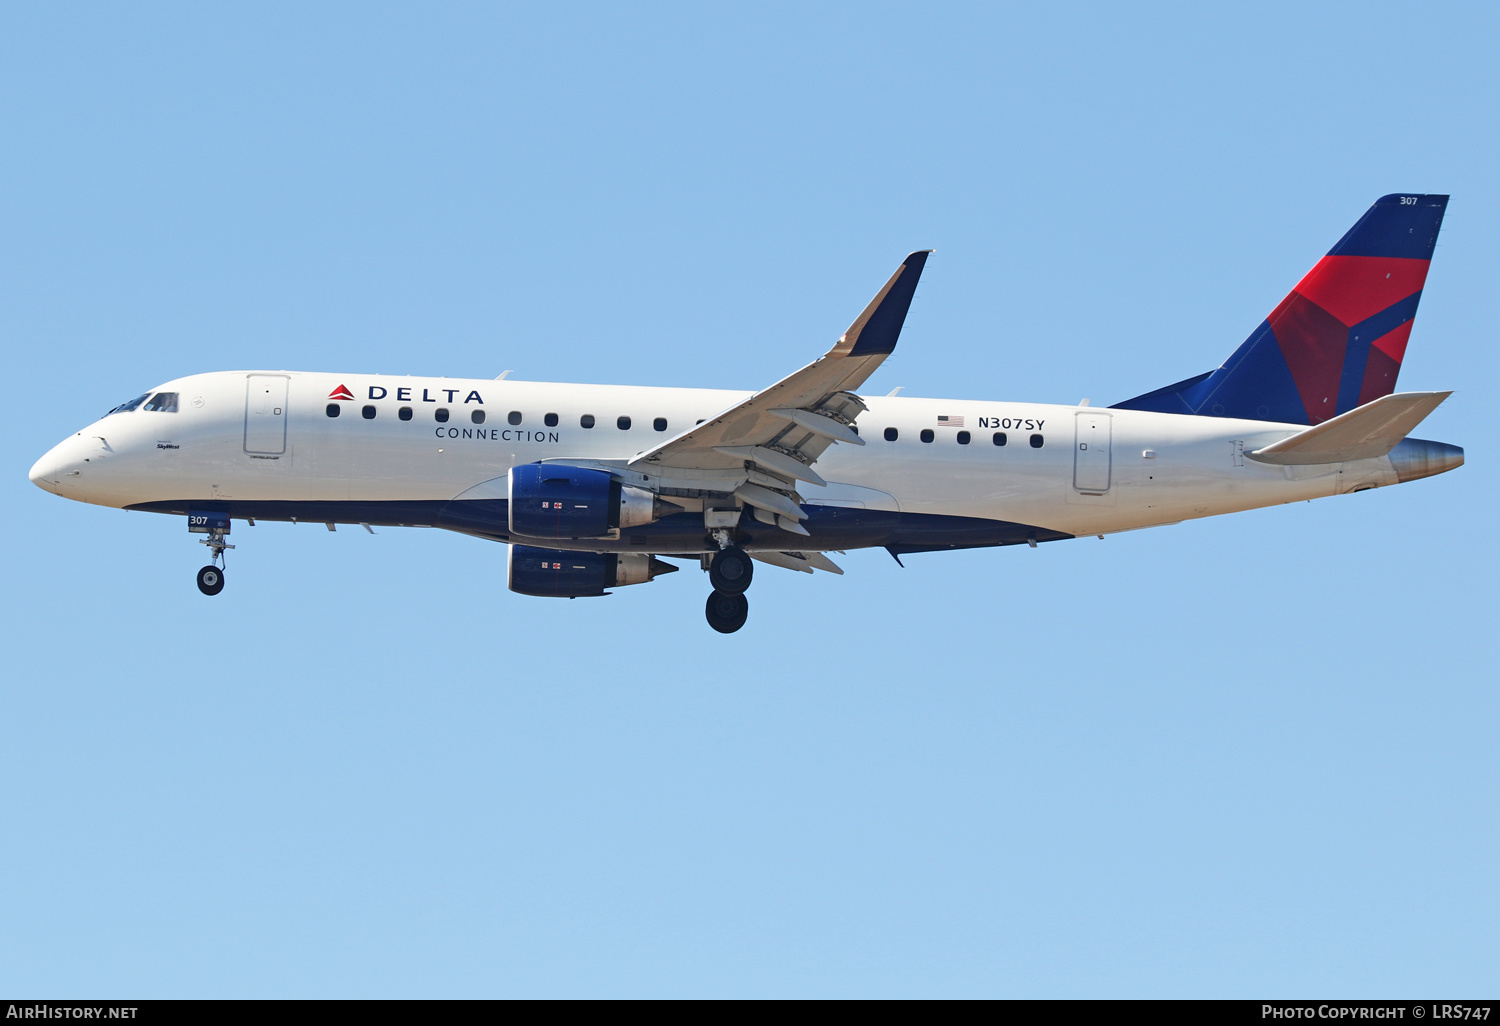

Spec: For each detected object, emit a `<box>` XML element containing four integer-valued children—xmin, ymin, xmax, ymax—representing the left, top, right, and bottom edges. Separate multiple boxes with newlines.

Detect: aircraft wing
<box><xmin>626</xmin><ymin>251</ymin><xmax>930</xmax><ymax>530</ymax></box>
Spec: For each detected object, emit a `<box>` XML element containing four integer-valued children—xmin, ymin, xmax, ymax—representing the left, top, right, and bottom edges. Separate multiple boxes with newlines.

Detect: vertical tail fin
<box><xmin>1113</xmin><ymin>194</ymin><xmax>1448</xmax><ymax>424</ymax></box>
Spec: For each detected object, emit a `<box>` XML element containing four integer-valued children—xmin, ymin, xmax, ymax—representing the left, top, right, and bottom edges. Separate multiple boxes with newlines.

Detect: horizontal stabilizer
<box><xmin>1247</xmin><ymin>391</ymin><xmax>1451</xmax><ymax>465</ymax></box>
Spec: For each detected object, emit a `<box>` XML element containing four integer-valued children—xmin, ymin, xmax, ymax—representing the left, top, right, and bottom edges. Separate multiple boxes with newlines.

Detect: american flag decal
<box><xmin>937</xmin><ymin>414</ymin><xmax>964</xmax><ymax>428</ymax></box>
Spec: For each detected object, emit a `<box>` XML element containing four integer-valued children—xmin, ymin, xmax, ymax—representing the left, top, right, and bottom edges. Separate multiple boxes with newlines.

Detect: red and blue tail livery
<box><xmin>1113</xmin><ymin>194</ymin><xmax>1448</xmax><ymax>424</ymax></box>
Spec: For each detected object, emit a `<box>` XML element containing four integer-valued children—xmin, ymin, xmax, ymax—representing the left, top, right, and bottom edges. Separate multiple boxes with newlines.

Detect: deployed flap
<box><xmin>749</xmin><ymin>550</ymin><xmax>844</xmax><ymax>575</ymax></box>
<box><xmin>628</xmin><ymin>251</ymin><xmax>931</xmax><ymax>482</ymax></box>
<box><xmin>750</xmin><ymin>551</ymin><xmax>815</xmax><ymax>574</ymax></box>
<box><xmin>1247</xmin><ymin>391</ymin><xmax>1451</xmax><ymax>465</ymax></box>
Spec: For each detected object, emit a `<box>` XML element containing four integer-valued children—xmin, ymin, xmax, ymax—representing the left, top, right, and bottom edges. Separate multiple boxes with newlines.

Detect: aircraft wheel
<box><xmin>705</xmin><ymin>591</ymin><xmax>749</xmax><ymax>634</ymax></box>
<box><xmin>708</xmin><ymin>546</ymin><xmax>754</xmax><ymax>595</ymax></box>
<box><xmin>197</xmin><ymin>565</ymin><xmax>226</xmax><ymax>596</ymax></box>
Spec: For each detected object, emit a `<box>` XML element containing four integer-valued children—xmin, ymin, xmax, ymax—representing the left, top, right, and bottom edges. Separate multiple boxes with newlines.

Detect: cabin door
<box><xmin>1073</xmin><ymin>412</ymin><xmax>1112</xmax><ymax>493</ymax></box>
<box><xmin>244</xmin><ymin>375</ymin><xmax>288</xmax><ymax>455</ymax></box>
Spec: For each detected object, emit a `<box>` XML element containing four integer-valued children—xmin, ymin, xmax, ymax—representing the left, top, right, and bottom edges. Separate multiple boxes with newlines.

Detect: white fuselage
<box><xmin>29</xmin><ymin>369</ymin><xmax>1449</xmax><ymax>555</ymax></box>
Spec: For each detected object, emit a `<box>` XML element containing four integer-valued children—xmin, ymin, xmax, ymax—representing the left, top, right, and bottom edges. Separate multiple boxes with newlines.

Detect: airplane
<box><xmin>29</xmin><ymin>194</ymin><xmax>1463</xmax><ymax>633</ymax></box>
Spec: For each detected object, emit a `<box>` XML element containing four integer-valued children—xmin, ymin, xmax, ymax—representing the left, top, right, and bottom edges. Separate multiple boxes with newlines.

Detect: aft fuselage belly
<box><xmin>32</xmin><ymin>370</ymin><xmax>1413</xmax><ymax>554</ymax></box>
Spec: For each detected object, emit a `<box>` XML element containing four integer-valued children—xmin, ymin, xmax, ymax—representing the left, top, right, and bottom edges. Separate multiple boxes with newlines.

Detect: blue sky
<box><xmin>2</xmin><ymin>1</ymin><xmax>1496</xmax><ymax>997</ymax></box>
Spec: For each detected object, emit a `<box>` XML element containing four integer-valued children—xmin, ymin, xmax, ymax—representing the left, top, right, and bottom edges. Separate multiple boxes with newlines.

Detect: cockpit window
<box><xmin>143</xmin><ymin>392</ymin><xmax>179</xmax><ymax>413</ymax></box>
<box><xmin>106</xmin><ymin>393</ymin><xmax>151</xmax><ymax>416</ymax></box>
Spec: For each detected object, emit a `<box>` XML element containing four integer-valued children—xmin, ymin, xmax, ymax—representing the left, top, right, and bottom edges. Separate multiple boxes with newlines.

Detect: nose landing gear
<box><xmin>191</xmin><ymin>515</ymin><xmax>234</xmax><ymax>596</ymax></box>
<box><xmin>196</xmin><ymin>564</ymin><xmax>226</xmax><ymax>596</ymax></box>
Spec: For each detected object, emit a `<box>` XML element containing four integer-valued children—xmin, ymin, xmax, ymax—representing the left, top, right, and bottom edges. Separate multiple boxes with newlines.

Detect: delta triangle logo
<box><xmin>328</xmin><ymin>384</ymin><xmax>355</xmax><ymax>401</ymax></box>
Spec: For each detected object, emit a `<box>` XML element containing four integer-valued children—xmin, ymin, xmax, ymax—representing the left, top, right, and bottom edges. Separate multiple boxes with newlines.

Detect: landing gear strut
<box><xmin>704</xmin><ymin>543</ymin><xmax>753</xmax><ymax>632</ymax></box>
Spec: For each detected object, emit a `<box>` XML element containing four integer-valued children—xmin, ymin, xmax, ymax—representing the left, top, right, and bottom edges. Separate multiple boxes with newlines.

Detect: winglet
<box><xmin>832</xmin><ymin>251</ymin><xmax>932</xmax><ymax>358</ymax></box>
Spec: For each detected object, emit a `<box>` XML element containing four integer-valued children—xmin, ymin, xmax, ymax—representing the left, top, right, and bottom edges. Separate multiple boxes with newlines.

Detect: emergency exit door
<box><xmin>244</xmin><ymin>375</ymin><xmax>288</xmax><ymax>455</ymax></box>
<box><xmin>1073</xmin><ymin>412</ymin><xmax>1111</xmax><ymax>493</ymax></box>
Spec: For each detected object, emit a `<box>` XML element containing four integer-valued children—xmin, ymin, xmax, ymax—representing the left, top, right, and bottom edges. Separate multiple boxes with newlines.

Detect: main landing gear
<box><xmin>704</xmin><ymin>538</ymin><xmax>754</xmax><ymax>633</ymax></box>
<box><xmin>705</xmin><ymin>590</ymin><xmax>748</xmax><ymax>634</ymax></box>
<box><xmin>708</xmin><ymin>545</ymin><xmax>754</xmax><ymax>594</ymax></box>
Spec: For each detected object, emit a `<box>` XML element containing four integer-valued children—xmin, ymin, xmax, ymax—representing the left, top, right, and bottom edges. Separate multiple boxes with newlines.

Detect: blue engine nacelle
<box><xmin>508</xmin><ymin>463</ymin><xmax>673</xmax><ymax>540</ymax></box>
<box><xmin>508</xmin><ymin>545</ymin><xmax>679</xmax><ymax>598</ymax></box>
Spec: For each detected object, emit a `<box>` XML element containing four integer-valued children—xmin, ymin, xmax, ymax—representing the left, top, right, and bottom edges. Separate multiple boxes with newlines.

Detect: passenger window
<box><xmin>398</xmin><ymin>406</ymin><xmax>412</xmax><ymax>421</ymax></box>
<box><xmin>654</xmin><ymin>417</ymin><xmax>668</xmax><ymax>432</ymax></box>
<box><xmin>617</xmin><ymin>416</ymin><xmax>632</xmax><ymax>430</ymax></box>
<box><xmin>920</xmin><ymin>429</ymin><xmax>934</xmax><ymax>443</ymax></box>
<box><xmin>580</xmin><ymin>414</ymin><xmax>595</xmax><ymax>429</ymax></box>
<box><xmin>884</xmin><ymin>427</ymin><xmax>898</xmax><ymax>441</ymax></box>
<box><xmin>472</xmin><ymin>410</ymin><xmax>486</xmax><ymax>424</ymax></box>
<box><xmin>326</xmin><ymin>404</ymin><xmax>341</xmax><ymax>418</ymax></box>
<box><xmin>1030</xmin><ymin>433</ymin><xmax>1044</xmax><ymax>448</ymax></box>
<box><xmin>143</xmin><ymin>392</ymin><xmax>178</xmax><ymax>413</ymax></box>
<box><xmin>957</xmin><ymin>431</ymin><xmax>970</xmax><ymax>445</ymax></box>
<box><xmin>107</xmin><ymin>393</ymin><xmax>151</xmax><ymax>416</ymax></box>
<box><xmin>993</xmin><ymin>432</ymin><xmax>1007</xmax><ymax>446</ymax></box>
<box><xmin>544</xmin><ymin>413</ymin><xmax>559</xmax><ymax>427</ymax></box>
<box><xmin>435</xmin><ymin>408</ymin><xmax>450</xmax><ymax>423</ymax></box>
<box><xmin>362</xmin><ymin>405</ymin><xmax>377</xmax><ymax>420</ymax></box>
<box><xmin>508</xmin><ymin>411</ymin><xmax>521</xmax><ymax>425</ymax></box>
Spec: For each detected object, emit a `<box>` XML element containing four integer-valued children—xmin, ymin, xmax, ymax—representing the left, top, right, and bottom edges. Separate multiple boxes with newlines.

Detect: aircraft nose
<box><xmin>28</xmin><ymin>451</ymin><xmax>58</xmax><ymax>492</ymax></box>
